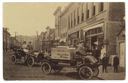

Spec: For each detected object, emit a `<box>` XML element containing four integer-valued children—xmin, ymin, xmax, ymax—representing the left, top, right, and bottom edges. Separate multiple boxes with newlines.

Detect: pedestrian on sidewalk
<box><xmin>102</xmin><ymin>53</ymin><xmax>109</xmax><ymax>73</ymax></box>
<box><xmin>113</xmin><ymin>55</ymin><xmax>119</xmax><ymax>73</ymax></box>
<box><xmin>100</xmin><ymin>45</ymin><xmax>106</xmax><ymax>61</ymax></box>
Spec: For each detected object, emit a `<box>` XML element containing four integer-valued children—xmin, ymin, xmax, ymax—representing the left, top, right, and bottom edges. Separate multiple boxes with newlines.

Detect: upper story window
<box><xmin>92</xmin><ymin>3</ymin><xmax>96</xmax><ymax>16</ymax></box>
<box><xmin>68</xmin><ymin>16</ymin><xmax>70</xmax><ymax>29</ymax></box>
<box><xmin>86</xmin><ymin>3</ymin><xmax>89</xmax><ymax>19</ymax></box>
<box><xmin>77</xmin><ymin>8</ymin><xmax>79</xmax><ymax>24</ymax></box>
<box><xmin>77</xmin><ymin>16</ymin><xmax>79</xmax><ymax>24</ymax></box>
<box><xmin>74</xmin><ymin>11</ymin><xmax>76</xmax><ymax>26</ymax></box>
<box><xmin>81</xmin><ymin>3</ymin><xmax>84</xmax><ymax>22</ymax></box>
<box><xmin>81</xmin><ymin>13</ymin><xmax>84</xmax><ymax>22</ymax></box>
<box><xmin>71</xmin><ymin>14</ymin><xmax>73</xmax><ymax>28</ymax></box>
<box><xmin>74</xmin><ymin>18</ymin><xmax>76</xmax><ymax>26</ymax></box>
<box><xmin>86</xmin><ymin>9</ymin><xmax>89</xmax><ymax>19</ymax></box>
<box><xmin>99</xmin><ymin>3</ymin><xmax>104</xmax><ymax>12</ymax></box>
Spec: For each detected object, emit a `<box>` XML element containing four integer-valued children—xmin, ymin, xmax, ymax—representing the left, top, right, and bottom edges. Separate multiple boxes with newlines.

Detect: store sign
<box><xmin>51</xmin><ymin>46</ymin><xmax>75</xmax><ymax>60</ymax></box>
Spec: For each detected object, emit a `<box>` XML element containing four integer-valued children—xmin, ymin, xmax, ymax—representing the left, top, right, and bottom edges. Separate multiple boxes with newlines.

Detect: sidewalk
<box><xmin>98</xmin><ymin>66</ymin><xmax>125</xmax><ymax>80</ymax></box>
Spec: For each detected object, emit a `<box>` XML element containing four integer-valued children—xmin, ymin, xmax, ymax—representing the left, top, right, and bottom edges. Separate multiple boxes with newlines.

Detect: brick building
<box><xmin>54</xmin><ymin>2</ymin><xmax>125</xmax><ymax>58</ymax></box>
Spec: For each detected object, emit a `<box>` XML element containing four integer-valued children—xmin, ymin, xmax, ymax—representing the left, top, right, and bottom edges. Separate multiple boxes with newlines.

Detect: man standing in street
<box><xmin>100</xmin><ymin>45</ymin><xmax>106</xmax><ymax>60</ymax></box>
<box><xmin>102</xmin><ymin>53</ymin><xmax>109</xmax><ymax>73</ymax></box>
<box><xmin>113</xmin><ymin>55</ymin><xmax>119</xmax><ymax>72</ymax></box>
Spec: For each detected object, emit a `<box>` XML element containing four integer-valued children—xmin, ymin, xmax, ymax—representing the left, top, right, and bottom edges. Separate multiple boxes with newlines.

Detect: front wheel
<box><xmin>78</xmin><ymin>66</ymin><xmax>93</xmax><ymax>80</ymax></box>
<box><xmin>92</xmin><ymin>67</ymin><xmax>99</xmax><ymax>77</ymax></box>
<box><xmin>41</xmin><ymin>62</ymin><xmax>52</xmax><ymax>75</ymax></box>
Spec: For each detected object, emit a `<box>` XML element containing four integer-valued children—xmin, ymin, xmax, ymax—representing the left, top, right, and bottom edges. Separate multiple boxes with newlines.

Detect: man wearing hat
<box><xmin>76</xmin><ymin>40</ymin><xmax>86</xmax><ymax>56</ymax></box>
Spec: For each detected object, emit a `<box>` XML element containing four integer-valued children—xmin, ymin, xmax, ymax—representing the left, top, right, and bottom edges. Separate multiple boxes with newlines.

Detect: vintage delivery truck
<box><xmin>41</xmin><ymin>46</ymin><xmax>100</xmax><ymax>80</ymax></box>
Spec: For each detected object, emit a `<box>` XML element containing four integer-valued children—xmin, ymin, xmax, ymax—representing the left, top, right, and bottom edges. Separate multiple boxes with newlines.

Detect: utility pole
<box><xmin>15</xmin><ymin>32</ymin><xmax>17</xmax><ymax>39</ymax></box>
<box><xmin>14</xmin><ymin>32</ymin><xmax>17</xmax><ymax>46</ymax></box>
<box><xmin>36</xmin><ymin>31</ymin><xmax>39</xmax><ymax>50</ymax></box>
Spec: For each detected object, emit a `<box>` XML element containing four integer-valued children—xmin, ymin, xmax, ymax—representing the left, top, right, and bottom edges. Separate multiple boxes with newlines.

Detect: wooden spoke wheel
<box><xmin>78</xmin><ymin>66</ymin><xmax>93</xmax><ymax>80</ymax></box>
<box><xmin>41</xmin><ymin>62</ymin><xmax>52</xmax><ymax>75</ymax></box>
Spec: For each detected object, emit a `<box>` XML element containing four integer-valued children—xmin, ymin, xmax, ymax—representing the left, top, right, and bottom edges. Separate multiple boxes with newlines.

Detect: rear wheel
<box><xmin>78</xmin><ymin>66</ymin><xmax>93</xmax><ymax>80</ymax></box>
<box><xmin>41</xmin><ymin>62</ymin><xmax>52</xmax><ymax>74</ymax></box>
<box><xmin>27</xmin><ymin>57</ymin><xmax>34</xmax><ymax>67</ymax></box>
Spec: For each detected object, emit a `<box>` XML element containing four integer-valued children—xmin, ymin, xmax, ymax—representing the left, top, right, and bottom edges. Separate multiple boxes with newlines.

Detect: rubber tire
<box><xmin>41</xmin><ymin>62</ymin><xmax>52</xmax><ymax>75</ymax></box>
<box><xmin>11</xmin><ymin>55</ymin><xmax>17</xmax><ymax>64</ymax></box>
<box><xmin>92</xmin><ymin>67</ymin><xmax>99</xmax><ymax>77</ymax></box>
<box><xmin>78</xmin><ymin>66</ymin><xmax>93</xmax><ymax>80</ymax></box>
<box><xmin>27</xmin><ymin>57</ymin><xmax>34</xmax><ymax>67</ymax></box>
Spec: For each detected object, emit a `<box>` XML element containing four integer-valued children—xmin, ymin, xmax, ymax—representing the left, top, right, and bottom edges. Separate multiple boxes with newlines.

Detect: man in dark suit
<box><xmin>102</xmin><ymin>54</ymin><xmax>109</xmax><ymax>73</ymax></box>
<box><xmin>113</xmin><ymin>55</ymin><xmax>119</xmax><ymax>72</ymax></box>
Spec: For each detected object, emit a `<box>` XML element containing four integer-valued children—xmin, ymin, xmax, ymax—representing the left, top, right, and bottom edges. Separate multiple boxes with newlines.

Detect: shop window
<box><xmin>97</xmin><ymin>27</ymin><xmax>102</xmax><ymax>33</ymax></box>
<box><xmin>97</xmin><ymin>28</ymin><xmax>100</xmax><ymax>33</ymax></box>
<box><xmin>91</xmin><ymin>29</ymin><xmax>94</xmax><ymax>34</ymax></box>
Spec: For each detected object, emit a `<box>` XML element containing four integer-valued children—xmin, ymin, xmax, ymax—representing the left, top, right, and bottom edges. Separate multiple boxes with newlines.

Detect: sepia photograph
<box><xmin>3</xmin><ymin>2</ymin><xmax>125</xmax><ymax>80</ymax></box>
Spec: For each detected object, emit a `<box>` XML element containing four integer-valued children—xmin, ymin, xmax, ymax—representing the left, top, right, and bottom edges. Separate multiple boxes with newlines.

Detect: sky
<box><xmin>3</xmin><ymin>2</ymin><xmax>69</xmax><ymax>36</ymax></box>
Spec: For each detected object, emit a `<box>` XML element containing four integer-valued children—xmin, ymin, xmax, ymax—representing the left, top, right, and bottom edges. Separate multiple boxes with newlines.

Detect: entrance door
<box><xmin>91</xmin><ymin>36</ymin><xmax>97</xmax><ymax>49</ymax></box>
<box><xmin>119</xmin><ymin>42</ymin><xmax>125</xmax><ymax>67</ymax></box>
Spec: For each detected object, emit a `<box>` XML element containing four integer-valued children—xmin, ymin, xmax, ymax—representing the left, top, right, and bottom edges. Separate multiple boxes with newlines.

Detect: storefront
<box><xmin>117</xmin><ymin>28</ymin><xmax>125</xmax><ymax>68</ymax></box>
<box><xmin>83</xmin><ymin>23</ymin><xmax>104</xmax><ymax>51</ymax></box>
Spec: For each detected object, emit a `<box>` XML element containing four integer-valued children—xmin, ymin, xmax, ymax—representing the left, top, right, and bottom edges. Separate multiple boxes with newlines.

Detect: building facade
<box><xmin>36</xmin><ymin>26</ymin><xmax>56</xmax><ymax>51</ymax></box>
<box><xmin>54</xmin><ymin>7</ymin><xmax>61</xmax><ymax>41</ymax></box>
<box><xmin>3</xmin><ymin>28</ymin><xmax>11</xmax><ymax>52</ymax></box>
<box><xmin>116</xmin><ymin>17</ymin><xmax>125</xmax><ymax>68</ymax></box>
<box><xmin>10</xmin><ymin>37</ymin><xmax>21</xmax><ymax>49</ymax></box>
<box><xmin>54</xmin><ymin>2</ymin><xmax>125</xmax><ymax>58</ymax></box>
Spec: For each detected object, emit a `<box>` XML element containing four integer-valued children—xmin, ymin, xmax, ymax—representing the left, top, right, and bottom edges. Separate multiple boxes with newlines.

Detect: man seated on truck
<box><xmin>76</xmin><ymin>41</ymin><xmax>98</xmax><ymax>64</ymax></box>
<box><xmin>76</xmin><ymin>41</ymin><xmax>86</xmax><ymax>57</ymax></box>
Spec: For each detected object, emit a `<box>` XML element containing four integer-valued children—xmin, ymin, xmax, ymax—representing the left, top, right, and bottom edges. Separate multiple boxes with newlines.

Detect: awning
<box><xmin>83</xmin><ymin>23</ymin><xmax>104</xmax><ymax>32</ymax></box>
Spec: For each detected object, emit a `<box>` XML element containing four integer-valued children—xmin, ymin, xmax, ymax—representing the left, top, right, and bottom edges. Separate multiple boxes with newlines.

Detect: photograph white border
<box><xmin>0</xmin><ymin>0</ymin><xmax>127</xmax><ymax>83</ymax></box>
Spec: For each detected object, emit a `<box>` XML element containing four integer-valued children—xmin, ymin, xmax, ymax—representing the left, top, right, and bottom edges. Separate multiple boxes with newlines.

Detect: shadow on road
<box><xmin>50</xmin><ymin>71</ymin><xmax>104</xmax><ymax>80</ymax></box>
